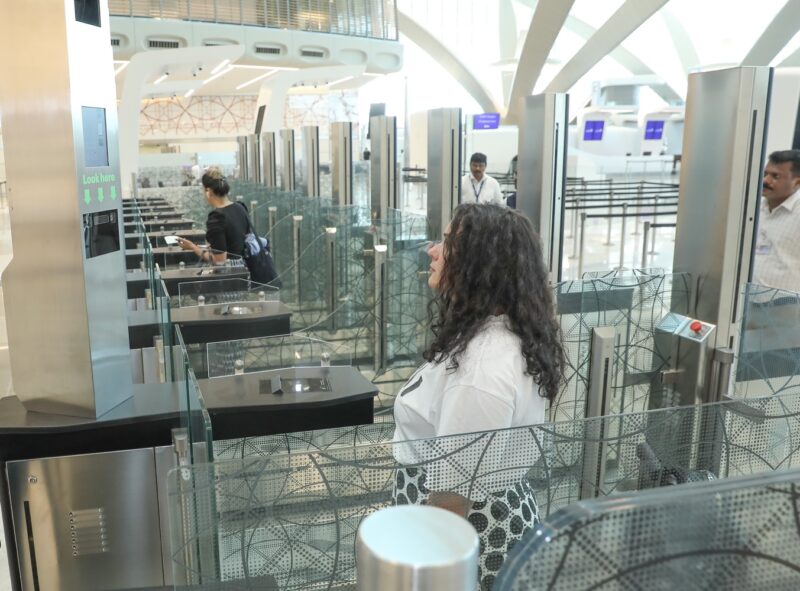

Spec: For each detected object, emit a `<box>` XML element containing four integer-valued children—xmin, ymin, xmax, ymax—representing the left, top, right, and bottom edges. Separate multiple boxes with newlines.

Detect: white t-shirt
<box><xmin>392</xmin><ymin>316</ymin><xmax>547</xmax><ymax>496</ymax></box>
<box><xmin>460</xmin><ymin>173</ymin><xmax>504</xmax><ymax>205</ymax></box>
<box><xmin>393</xmin><ymin>316</ymin><xmax>546</xmax><ymax>442</ymax></box>
<box><xmin>752</xmin><ymin>188</ymin><xmax>800</xmax><ymax>293</ymax></box>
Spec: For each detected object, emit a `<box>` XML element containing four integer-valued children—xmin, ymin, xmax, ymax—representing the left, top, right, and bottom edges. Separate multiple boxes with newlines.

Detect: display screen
<box><xmin>644</xmin><ymin>120</ymin><xmax>665</xmax><ymax>140</ymax></box>
<box><xmin>473</xmin><ymin>113</ymin><xmax>501</xmax><ymax>130</ymax></box>
<box><xmin>81</xmin><ymin>106</ymin><xmax>109</xmax><ymax>167</ymax></box>
<box><xmin>583</xmin><ymin>120</ymin><xmax>605</xmax><ymax>141</ymax></box>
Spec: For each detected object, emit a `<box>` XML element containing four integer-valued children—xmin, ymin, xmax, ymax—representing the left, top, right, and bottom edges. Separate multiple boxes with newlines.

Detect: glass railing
<box><xmin>552</xmin><ymin>270</ymin><xmax>692</xmax><ymax>423</ymax></box>
<box><xmin>735</xmin><ymin>283</ymin><xmax>800</xmax><ymax>398</ymax></box>
<box><xmin>110</xmin><ymin>0</ymin><xmax>399</xmax><ymax>40</ymax></box>
<box><xmin>174</xmin><ymin>326</ymin><xmax>214</xmax><ymax>464</ymax></box>
<box><xmin>495</xmin><ymin>464</ymin><xmax>800</xmax><ymax>590</ymax></box>
<box><xmin>167</xmin><ymin>389</ymin><xmax>800</xmax><ymax>590</ymax></box>
<box><xmin>176</xmin><ymin>277</ymin><xmax>279</xmax><ymax>308</ymax></box>
<box><xmin>205</xmin><ymin>333</ymin><xmax>350</xmax><ymax>378</ymax></box>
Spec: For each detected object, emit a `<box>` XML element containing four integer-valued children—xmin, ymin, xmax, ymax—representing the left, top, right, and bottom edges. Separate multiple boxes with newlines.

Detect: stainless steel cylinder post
<box><xmin>373</xmin><ymin>244</ymin><xmax>388</xmax><ymax>372</ymax></box>
<box><xmin>292</xmin><ymin>215</ymin><xmax>302</xmax><ymax>304</ymax></box>
<box><xmin>578</xmin><ymin>212</ymin><xmax>587</xmax><ymax>278</ymax></box>
<box><xmin>325</xmin><ymin>227</ymin><xmax>337</xmax><ymax>320</ymax></box>
<box><xmin>250</xmin><ymin>200</ymin><xmax>258</xmax><ymax>231</ymax></box>
<box><xmin>604</xmin><ymin>179</ymin><xmax>614</xmax><ymax>245</ymax></box>
<box><xmin>618</xmin><ymin>203</ymin><xmax>628</xmax><ymax>270</ymax></box>
<box><xmin>649</xmin><ymin>194</ymin><xmax>659</xmax><ymax>254</ymax></box>
<box><xmin>356</xmin><ymin>506</ymin><xmax>479</xmax><ymax>591</ymax></box>
<box><xmin>565</xmin><ymin>189</ymin><xmax>574</xmax><ymax>239</ymax></box>
<box><xmin>569</xmin><ymin>197</ymin><xmax>580</xmax><ymax>258</ymax></box>
<box><xmin>633</xmin><ymin>181</ymin><xmax>643</xmax><ymax>234</ymax></box>
<box><xmin>641</xmin><ymin>221</ymin><xmax>651</xmax><ymax>268</ymax></box>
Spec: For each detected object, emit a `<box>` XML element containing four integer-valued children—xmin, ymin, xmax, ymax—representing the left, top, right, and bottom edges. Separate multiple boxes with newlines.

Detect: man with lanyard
<box><xmin>752</xmin><ymin>150</ymin><xmax>800</xmax><ymax>293</ymax></box>
<box><xmin>460</xmin><ymin>152</ymin><xmax>504</xmax><ymax>205</ymax></box>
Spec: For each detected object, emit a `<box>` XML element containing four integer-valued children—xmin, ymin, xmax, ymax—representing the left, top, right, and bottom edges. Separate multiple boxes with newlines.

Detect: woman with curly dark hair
<box><xmin>392</xmin><ymin>203</ymin><xmax>563</xmax><ymax>589</ymax></box>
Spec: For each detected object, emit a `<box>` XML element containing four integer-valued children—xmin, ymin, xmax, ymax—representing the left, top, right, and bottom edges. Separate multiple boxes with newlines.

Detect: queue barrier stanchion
<box><xmin>641</xmin><ymin>221</ymin><xmax>651</xmax><ymax>269</ymax></box>
<box><xmin>578</xmin><ymin>212</ymin><xmax>586</xmax><ymax>278</ymax></box>
<box><xmin>618</xmin><ymin>203</ymin><xmax>628</xmax><ymax>271</ymax></box>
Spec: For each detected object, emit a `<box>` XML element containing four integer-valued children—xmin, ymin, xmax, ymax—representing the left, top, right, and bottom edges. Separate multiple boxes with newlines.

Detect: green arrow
<box><xmin>110</xmin><ymin>186</ymin><xmax>117</xmax><ymax>200</ymax></box>
<box><xmin>84</xmin><ymin>189</ymin><xmax>91</xmax><ymax>204</ymax></box>
<box><xmin>97</xmin><ymin>187</ymin><xmax>105</xmax><ymax>203</ymax></box>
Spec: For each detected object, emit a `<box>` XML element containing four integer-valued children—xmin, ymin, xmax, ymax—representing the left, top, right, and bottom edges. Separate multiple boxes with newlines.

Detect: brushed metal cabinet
<box><xmin>7</xmin><ymin>448</ymin><xmax>165</xmax><ymax>590</ymax></box>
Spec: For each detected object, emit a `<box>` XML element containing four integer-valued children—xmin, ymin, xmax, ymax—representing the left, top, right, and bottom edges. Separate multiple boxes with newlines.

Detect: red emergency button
<box><xmin>690</xmin><ymin>321</ymin><xmax>703</xmax><ymax>334</ymax></box>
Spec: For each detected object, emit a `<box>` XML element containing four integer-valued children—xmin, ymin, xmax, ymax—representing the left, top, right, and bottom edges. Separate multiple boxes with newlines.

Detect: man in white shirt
<box><xmin>752</xmin><ymin>150</ymin><xmax>800</xmax><ymax>293</ymax></box>
<box><xmin>460</xmin><ymin>152</ymin><xmax>504</xmax><ymax>205</ymax></box>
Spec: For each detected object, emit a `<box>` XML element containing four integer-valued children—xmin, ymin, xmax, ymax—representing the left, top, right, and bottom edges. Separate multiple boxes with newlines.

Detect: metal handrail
<box><xmin>108</xmin><ymin>0</ymin><xmax>399</xmax><ymax>40</ymax></box>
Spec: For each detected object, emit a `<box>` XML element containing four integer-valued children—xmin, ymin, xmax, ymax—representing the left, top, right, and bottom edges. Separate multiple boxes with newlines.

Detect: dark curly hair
<box><xmin>423</xmin><ymin>203</ymin><xmax>564</xmax><ymax>402</ymax></box>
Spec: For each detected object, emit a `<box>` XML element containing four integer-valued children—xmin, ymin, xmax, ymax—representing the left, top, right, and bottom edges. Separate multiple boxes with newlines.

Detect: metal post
<box><xmin>641</xmin><ymin>221</ymin><xmax>651</xmax><ymax>269</ymax></box>
<box><xmin>373</xmin><ymin>244</ymin><xmax>388</xmax><ymax>371</ymax></box>
<box><xmin>569</xmin><ymin>197</ymin><xmax>580</xmax><ymax>258</ymax></box>
<box><xmin>649</xmin><ymin>194</ymin><xmax>659</xmax><ymax>254</ymax></box>
<box><xmin>578</xmin><ymin>212</ymin><xmax>586</xmax><ymax>279</ymax></box>
<box><xmin>268</xmin><ymin>206</ymin><xmax>277</xmax><ymax>235</ymax></box>
<box><xmin>292</xmin><ymin>215</ymin><xmax>302</xmax><ymax>304</ymax></box>
<box><xmin>325</xmin><ymin>228</ymin><xmax>337</xmax><ymax>328</ymax></box>
<box><xmin>633</xmin><ymin>181</ymin><xmax>643</xmax><ymax>234</ymax></box>
<box><xmin>604</xmin><ymin>179</ymin><xmax>614</xmax><ymax>245</ymax></box>
<box><xmin>618</xmin><ymin>203</ymin><xmax>628</xmax><ymax>270</ymax></box>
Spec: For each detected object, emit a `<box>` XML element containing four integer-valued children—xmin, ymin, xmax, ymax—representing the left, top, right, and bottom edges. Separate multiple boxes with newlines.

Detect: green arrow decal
<box><xmin>110</xmin><ymin>186</ymin><xmax>117</xmax><ymax>200</ymax></box>
<box><xmin>84</xmin><ymin>189</ymin><xmax>91</xmax><ymax>204</ymax></box>
<box><xmin>97</xmin><ymin>187</ymin><xmax>105</xmax><ymax>203</ymax></box>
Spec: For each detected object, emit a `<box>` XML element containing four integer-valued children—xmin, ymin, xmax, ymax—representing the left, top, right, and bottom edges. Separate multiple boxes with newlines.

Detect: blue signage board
<box><xmin>644</xmin><ymin>120</ymin><xmax>665</xmax><ymax>140</ymax></box>
<box><xmin>473</xmin><ymin>113</ymin><xmax>501</xmax><ymax>130</ymax></box>
<box><xmin>583</xmin><ymin>120</ymin><xmax>605</xmax><ymax>141</ymax></box>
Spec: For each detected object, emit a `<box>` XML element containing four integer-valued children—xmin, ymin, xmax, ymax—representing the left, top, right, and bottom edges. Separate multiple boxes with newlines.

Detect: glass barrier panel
<box><xmin>168</xmin><ymin>389</ymin><xmax>800</xmax><ymax>589</ymax></box>
<box><xmin>176</xmin><ymin>278</ymin><xmax>279</xmax><ymax>308</ymax></box>
<box><xmin>205</xmin><ymin>334</ymin><xmax>351</xmax><ymax>378</ymax></box>
<box><xmin>735</xmin><ymin>283</ymin><xmax>800</xmax><ymax>398</ymax></box>
<box><xmin>495</xmin><ymin>466</ymin><xmax>800</xmax><ymax>591</ymax></box>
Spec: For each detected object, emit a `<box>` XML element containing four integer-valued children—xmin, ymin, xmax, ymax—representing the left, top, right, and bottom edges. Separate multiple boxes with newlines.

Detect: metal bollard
<box><xmin>618</xmin><ymin>203</ymin><xmax>628</xmax><ymax>270</ymax></box>
<box><xmin>356</xmin><ymin>506</ymin><xmax>479</xmax><ymax>591</ymax></box>
<box><xmin>325</xmin><ymin>227</ymin><xmax>337</xmax><ymax>321</ymax></box>
<box><xmin>569</xmin><ymin>198</ymin><xmax>580</xmax><ymax>259</ymax></box>
<box><xmin>373</xmin><ymin>244</ymin><xmax>388</xmax><ymax>372</ymax></box>
<box><xmin>602</xmin><ymin>179</ymin><xmax>614</xmax><ymax>245</ymax></box>
<box><xmin>633</xmin><ymin>181</ymin><xmax>643</xmax><ymax>234</ymax></box>
<box><xmin>641</xmin><ymin>221</ymin><xmax>651</xmax><ymax>269</ymax></box>
<box><xmin>649</xmin><ymin>194</ymin><xmax>659</xmax><ymax>254</ymax></box>
<box><xmin>578</xmin><ymin>212</ymin><xmax>587</xmax><ymax>279</ymax></box>
<box><xmin>292</xmin><ymin>215</ymin><xmax>303</xmax><ymax>304</ymax></box>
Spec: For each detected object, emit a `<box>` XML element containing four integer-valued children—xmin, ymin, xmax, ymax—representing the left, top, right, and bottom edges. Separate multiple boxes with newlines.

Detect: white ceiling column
<box><xmin>505</xmin><ymin>0</ymin><xmax>575</xmax><ymax>123</ymax></box>
<box><xmin>397</xmin><ymin>10</ymin><xmax>500</xmax><ymax>113</ymax></box>
<box><xmin>741</xmin><ymin>0</ymin><xmax>800</xmax><ymax>65</ymax></box>
<box><xmin>543</xmin><ymin>0</ymin><xmax>670</xmax><ymax>94</ymax></box>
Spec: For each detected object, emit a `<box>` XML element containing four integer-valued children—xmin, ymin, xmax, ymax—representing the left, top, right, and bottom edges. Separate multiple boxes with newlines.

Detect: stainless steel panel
<box><xmin>518</xmin><ymin>93</ymin><xmax>569</xmax><ymax>282</ymax></box>
<box><xmin>370</xmin><ymin>116</ymin><xmax>398</xmax><ymax>222</ymax></box>
<box><xmin>246</xmin><ymin>134</ymin><xmax>261</xmax><ymax>184</ymax></box>
<box><xmin>279</xmin><ymin>129</ymin><xmax>296</xmax><ymax>192</ymax></box>
<box><xmin>301</xmin><ymin>126</ymin><xmax>320</xmax><ymax>197</ymax></box>
<box><xmin>260</xmin><ymin>131</ymin><xmax>277</xmax><ymax>187</ymax></box>
<box><xmin>130</xmin><ymin>348</ymin><xmax>144</xmax><ymax>384</ymax></box>
<box><xmin>0</xmin><ymin>0</ymin><xmax>132</xmax><ymax>418</ymax></box>
<box><xmin>237</xmin><ymin>136</ymin><xmax>248</xmax><ymax>180</ymax></box>
<box><xmin>331</xmin><ymin>122</ymin><xmax>353</xmax><ymax>206</ymax></box>
<box><xmin>373</xmin><ymin>245</ymin><xmax>388</xmax><ymax>371</ymax></box>
<box><xmin>426</xmin><ymin>108</ymin><xmax>462</xmax><ymax>241</ymax></box>
<box><xmin>7</xmin><ymin>448</ymin><xmax>164</xmax><ymax>590</ymax></box>
<box><xmin>673</xmin><ymin>67</ymin><xmax>772</xmax><ymax>351</ymax></box>
<box><xmin>580</xmin><ymin>326</ymin><xmax>615</xmax><ymax>500</ymax></box>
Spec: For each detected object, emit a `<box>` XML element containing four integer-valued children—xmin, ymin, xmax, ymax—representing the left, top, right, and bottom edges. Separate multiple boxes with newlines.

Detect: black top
<box><xmin>206</xmin><ymin>202</ymin><xmax>249</xmax><ymax>256</ymax></box>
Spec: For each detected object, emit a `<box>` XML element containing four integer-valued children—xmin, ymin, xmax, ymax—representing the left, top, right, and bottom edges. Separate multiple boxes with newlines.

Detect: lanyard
<box><xmin>471</xmin><ymin>178</ymin><xmax>485</xmax><ymax>201</ymax></box>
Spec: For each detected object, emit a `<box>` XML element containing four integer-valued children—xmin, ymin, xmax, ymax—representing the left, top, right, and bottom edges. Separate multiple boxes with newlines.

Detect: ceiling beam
<box><xmin>505</xmin><ymin>0</ymin><xmax>575</xmax><ymax>123</ymax></box>
<box><xmin>544</xmin><ymin>0</ymin><xmax>670</xmax><ymax>94</ymax></box>
<box><xmin>741</xmin><ymin>0</ymin><xmax>800</xmax><ymax>66</ymax></box>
